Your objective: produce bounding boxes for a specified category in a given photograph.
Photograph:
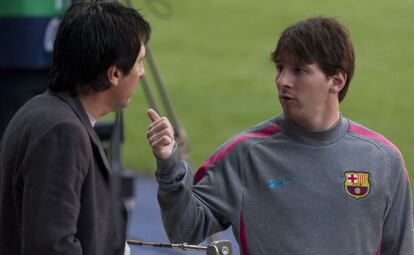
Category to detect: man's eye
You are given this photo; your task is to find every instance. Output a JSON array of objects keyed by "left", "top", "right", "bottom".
[
  {"left": 276, "top": 64, "right": 284, "bottom": 72},
  {"left": 294, "top": 67, "right": 305, "bottom": 74}
]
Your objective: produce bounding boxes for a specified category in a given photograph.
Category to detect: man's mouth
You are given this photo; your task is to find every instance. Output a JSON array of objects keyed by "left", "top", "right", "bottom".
[{"left": 280, "top": 94, "right": 295, "bottom": 101}]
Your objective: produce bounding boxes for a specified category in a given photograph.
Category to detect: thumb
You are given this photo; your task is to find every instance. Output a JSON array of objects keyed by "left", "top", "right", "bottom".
[{"left": 147, "top": 108, "right": 161, "bottom": 123}]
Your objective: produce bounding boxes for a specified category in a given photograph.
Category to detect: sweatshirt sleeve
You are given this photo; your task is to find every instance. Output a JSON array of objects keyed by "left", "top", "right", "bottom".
[
  {"left": 380, "top": 151, "right": 414, "bottom": 254},
  {"left": 156, "top": 142, "right": 245, "bottom": 244}
]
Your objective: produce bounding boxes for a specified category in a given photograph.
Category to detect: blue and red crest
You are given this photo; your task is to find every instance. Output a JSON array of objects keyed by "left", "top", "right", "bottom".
[{"left": 344, "top": 172, "right": 370, "bottom": 199}]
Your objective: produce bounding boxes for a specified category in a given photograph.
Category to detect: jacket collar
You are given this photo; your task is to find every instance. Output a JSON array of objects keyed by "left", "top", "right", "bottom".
[{"left": 50, "top": 90, "right": 112, "bottom": 178}]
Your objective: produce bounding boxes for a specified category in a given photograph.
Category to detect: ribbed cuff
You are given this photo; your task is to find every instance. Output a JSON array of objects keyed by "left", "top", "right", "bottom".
[{"left": 155, "top": 143, "right": 181, "bottom": 179}]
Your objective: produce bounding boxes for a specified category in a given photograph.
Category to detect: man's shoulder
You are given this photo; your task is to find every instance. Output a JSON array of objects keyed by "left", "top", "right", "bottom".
[
  {"left": 346, "top": 119, "right": 409, "bottom": 180},
  {"left": 245, "top": 117, "right": 281, "bottom": 138},
  {"left": 216, "top": 117, "right": 281, "bottom": 155},
  {"left": 26, "top": 91, "right": 70, "bottom": 111},
  {"left": 346, "top": 119, "right": 402, "bottom": 157},
  {"left": 5, "top": 92, "right": 85, "bottom": 139},
  {"left": 0, "top": 92, "right": 91, "bottom": 158},
  {"left": 19, "top": 92, "right": 79, "bottom": 122}
]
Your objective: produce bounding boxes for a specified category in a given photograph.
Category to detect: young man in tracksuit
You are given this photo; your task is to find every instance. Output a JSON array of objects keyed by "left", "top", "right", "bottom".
[{"left": 146, "top": 17, "right": 414, "bottom": 254}]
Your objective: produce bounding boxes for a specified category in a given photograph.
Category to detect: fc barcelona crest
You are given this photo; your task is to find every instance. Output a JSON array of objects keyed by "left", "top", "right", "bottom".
[{"left": 344, "top": 172, "right": 370, "bottom": 199}]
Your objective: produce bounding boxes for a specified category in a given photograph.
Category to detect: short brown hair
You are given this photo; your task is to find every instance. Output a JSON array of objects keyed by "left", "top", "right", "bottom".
[{"left": 271, "top": 17, "right": 355, "bottom": 102}]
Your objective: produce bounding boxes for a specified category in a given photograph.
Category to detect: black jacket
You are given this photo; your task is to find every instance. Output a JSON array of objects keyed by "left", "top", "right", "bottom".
[{"left": 0, "top": 91, "right": 126, "bottom": 255}]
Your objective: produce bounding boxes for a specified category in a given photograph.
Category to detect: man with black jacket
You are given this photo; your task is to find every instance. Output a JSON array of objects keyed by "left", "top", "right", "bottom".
[{"left": 0, "top": 2, "right": 150, "bottom": 254}]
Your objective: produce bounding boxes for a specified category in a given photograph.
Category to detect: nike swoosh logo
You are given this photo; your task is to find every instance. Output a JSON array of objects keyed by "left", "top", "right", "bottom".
[{"left": 268, "top": 180, "right": 290, "bottom": 189}]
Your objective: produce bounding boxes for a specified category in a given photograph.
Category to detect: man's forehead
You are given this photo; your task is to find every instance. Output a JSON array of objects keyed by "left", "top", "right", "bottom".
[{"left": 276, "top": 49, "right": 317, "bottom": 65}]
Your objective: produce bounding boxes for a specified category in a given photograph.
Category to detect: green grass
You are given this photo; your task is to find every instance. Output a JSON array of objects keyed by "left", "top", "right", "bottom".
[{"left": 122, "top": 0, "right": 414, "bottom": 194}]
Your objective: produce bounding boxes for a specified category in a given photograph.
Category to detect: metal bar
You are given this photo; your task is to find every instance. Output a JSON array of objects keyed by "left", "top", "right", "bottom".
[
  {"left": 127, "top": 239, "right": 208, "bottom": 252},
  {"left": 143, "top": 47, "right": 191, "bottom": 161},
  {"left": 145, "top": 47, "right": 180, "bottom": 130}
]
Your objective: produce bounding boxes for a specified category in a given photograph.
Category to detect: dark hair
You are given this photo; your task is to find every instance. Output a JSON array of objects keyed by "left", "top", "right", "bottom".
[
  {"left": 271, "top": 17, "right": 355, "bottom": 102},
  {"left": 48, "top": 1, "right": 151, "bottom": 95}
]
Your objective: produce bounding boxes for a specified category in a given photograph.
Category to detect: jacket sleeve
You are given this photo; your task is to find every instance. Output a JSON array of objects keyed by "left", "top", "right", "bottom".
[
  {"left": 156, "top": 143, "right": 245, "bottom": 244},
  {"left": 380, "top": 151, "right": 414, "bottom": 254},
  {"left": 20, "top": 121, "right": 89, "bottom": 255}
]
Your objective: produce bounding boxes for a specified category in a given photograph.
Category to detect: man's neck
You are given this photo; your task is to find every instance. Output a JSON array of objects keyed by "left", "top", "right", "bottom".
[
  {"left": 290, "top": 112, "right": 340, "bottom": 132},
  {"left": 79, "top": 93, "right": 111, "bottom": 119},
  {"left": 286, "top": 96, "right": 342, "bottom": 131}
]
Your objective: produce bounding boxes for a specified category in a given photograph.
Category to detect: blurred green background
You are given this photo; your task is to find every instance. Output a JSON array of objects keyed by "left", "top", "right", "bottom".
[{"left": 123, "top": 0, "right": 414, "bottom": 190}]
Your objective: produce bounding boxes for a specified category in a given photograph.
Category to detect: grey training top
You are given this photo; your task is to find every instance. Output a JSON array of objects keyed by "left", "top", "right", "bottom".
[{"left": 156, "top": 115, "right": 414, "bottom": 255}]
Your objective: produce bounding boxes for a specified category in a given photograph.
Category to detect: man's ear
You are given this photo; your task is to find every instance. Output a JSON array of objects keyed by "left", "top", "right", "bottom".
[
  {"left": 329, "top": 72, "right": 347, "bottom": 94},
  {"left": 106, "top": 65, "right": 121, "bottom": 87}
]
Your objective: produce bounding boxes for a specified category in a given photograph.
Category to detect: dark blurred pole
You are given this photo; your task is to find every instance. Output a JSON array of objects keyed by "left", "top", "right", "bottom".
[
  {"left": 0, "top": 0, "right": 71, "bottom": 138},
  {"left": 142, "top": 47, "right": 191, "bottom": 161},
  {"left": 123, "top": 1, "right": 191, "bottom": 160}
]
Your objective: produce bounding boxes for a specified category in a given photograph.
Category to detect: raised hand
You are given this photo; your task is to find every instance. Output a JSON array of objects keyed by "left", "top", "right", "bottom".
[{"left": 146, "top": 108, "right": 175, "bottom": 160}]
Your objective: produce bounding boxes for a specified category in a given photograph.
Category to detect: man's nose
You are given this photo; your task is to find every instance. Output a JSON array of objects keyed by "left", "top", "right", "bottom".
[
  {"left": 139, "top": 66, "right": 145, "bottom": 78},
  {"left": 276, "top": 69, "right": 293, "bottom": 87}
]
